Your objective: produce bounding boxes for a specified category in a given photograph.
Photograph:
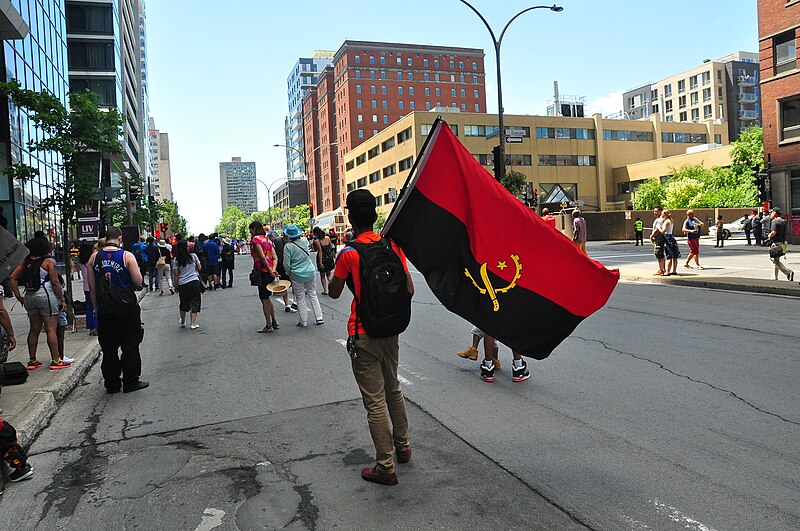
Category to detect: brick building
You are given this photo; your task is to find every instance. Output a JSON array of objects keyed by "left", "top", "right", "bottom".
[
  {"left": 758, "top": 0, "right": 800, "bottom": 242},
  {"left": 303, "top": 40, "right": 487, "bottom": 216}
]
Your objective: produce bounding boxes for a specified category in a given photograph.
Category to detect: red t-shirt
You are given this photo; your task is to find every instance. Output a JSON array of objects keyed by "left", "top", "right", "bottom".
[
  {"left": 250, "top": 235, "right": 274, "bottom": 272},
  {"left": 543, "top": 214, "right": 556, "bottom": 229},
  {"left": 333, "top": 231, "right": 409, "bottom": 336}
]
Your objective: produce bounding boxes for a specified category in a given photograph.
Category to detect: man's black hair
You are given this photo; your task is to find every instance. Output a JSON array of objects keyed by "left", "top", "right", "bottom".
[
  {"left": 348, "top": 207, "right": 377, "bottom": 229},
  {"left": 26, "top": 236, "right": 51, "bottom": 257}
]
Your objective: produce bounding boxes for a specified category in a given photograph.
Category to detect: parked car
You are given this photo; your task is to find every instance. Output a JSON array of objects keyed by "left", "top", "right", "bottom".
[{"left": 708, "top": 215, "right": 749, "bottom": 240}]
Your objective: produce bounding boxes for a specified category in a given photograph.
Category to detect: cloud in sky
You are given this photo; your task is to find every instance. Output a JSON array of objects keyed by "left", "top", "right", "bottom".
[{"left": 586, "top": 91, "right": 624, "bottom": 117}]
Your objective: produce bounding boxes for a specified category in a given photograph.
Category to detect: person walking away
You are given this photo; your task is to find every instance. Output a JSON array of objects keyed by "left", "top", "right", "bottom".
[
  {"left": 571, "top": 209, "right": 587, "bottom": 254},
  {"left": 751, "top": 210, "right": 763, "bottom": 246},
  {"left": 312, "top": 227, "right": 335, "bottom": 295},
  {"left": 9, "top": 237, "right": 71, "bottom": 370},
  {"left": 766, "top": 208, "right": 794, "bottom": 282},
  {"left": 249, "top": 221, "right": 280, "bottom": 333},
  {"left": 329, "top": 189, "right": 414, "bottom": 486},
  {"left": 682, "top": 210, "right": 704, "bottom": 269},
  {"left": 541, "top": 208, "right": 557, "bottom": 230},
  {"left": 268, "top": 231, "right": 296, "bottom": 312},
  {"left": 634, "top": 217, "right": 644, "bottom": 246},
  {"left": 78, "top": 241, "right": 98, "bottom": 335},
  {"left": 743, "top": 213, "right": 753, "bottom": 246},
  {"left": 661, "top": 209, "right": 680, "bottom": 275},
  {"left": 87, "top": 227, "right": 148, "bottom": 394},
  {"left": 282, "top": 224, "right": 324, "bottom": 327},
  {"left": 145, "top": 237, "right": 160, "bottom": 292},
  {"left": 202, "top": 236, "right": 222, "bottom": 290},
  {"left": 68, "top": 241, "right": 80, "bottom": 280},
  {"left": 0, "top": 417, "right": 33, "bottom": 482},
  {"left": 714, "top": 215, "right": 725, "bottom": 247},
  {"left": 651, "top": 206, "right": 666, "bottom": 275},
  {"left": 172, "top": 240, "right": 202, "bottom": 330},
  {"left": 220, "top": 238, "right": 235, "bottom": 288},
  {"left": 157, "top": 240, "right": 174, "bottom": 296}
]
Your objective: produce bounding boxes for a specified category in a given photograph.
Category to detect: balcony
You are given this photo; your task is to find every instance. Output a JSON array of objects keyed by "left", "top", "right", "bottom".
[
  {"left": 739, "top": 109, "right": 759, "bottom": 120},
  {"left": 738, "top": 92, "right": 758, "bottom": 103},
  {"left": 737, "top": 75, "right": 756, "bottom": 87}
]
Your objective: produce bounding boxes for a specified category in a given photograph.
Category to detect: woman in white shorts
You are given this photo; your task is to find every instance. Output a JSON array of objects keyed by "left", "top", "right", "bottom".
[{"left": 10, "top": 237, "right": 71, "bottom": 370}]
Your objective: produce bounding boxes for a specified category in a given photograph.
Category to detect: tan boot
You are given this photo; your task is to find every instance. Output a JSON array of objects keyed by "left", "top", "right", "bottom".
[{"left": 457, "top": 346, "right": 479, "bottom": 361}]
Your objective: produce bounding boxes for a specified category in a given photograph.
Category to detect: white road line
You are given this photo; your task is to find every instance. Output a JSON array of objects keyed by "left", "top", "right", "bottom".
[
  {"left": 650, "top": 499, "right": 717, "bottom": 531},
  {"left": 194, "top": 508, "right": 225, "bottom": 531},
  {"left": 336, "top": 338, "right": 347, "bottom": 347},
  {"left": 397, "top": 374, "right": 413, "bottom": 386}
]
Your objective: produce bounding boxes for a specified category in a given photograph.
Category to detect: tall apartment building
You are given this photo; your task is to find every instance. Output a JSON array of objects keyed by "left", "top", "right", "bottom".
[
  {"left": 219, "top": 157, "right": 257, "bottom": 215},
  {"left": 138, "top": 1, "right": 151, "bottom": 196},
  {"left": 284, "top": 51, "right": 335, "bottom": 181},
  {"left": 303, "top": 66, "right": 339, "bottom": 215},
  {"left": 148, "top": 118, "right": 172, "bottom": 201},
  {"left": 622, "top": 52, "right": 761, "bottom": 141},
  {"left": 304, "top": 40, "right": 487, "bottom": 215},
  {"left": 66, "top": 0, "right": 147, "bottom": 181},
  {"left": 0, "top": 1, "right": 70, "bottom": 241},
  {"left": 758, "top": 0, "right": 800, "bottom": 243}
]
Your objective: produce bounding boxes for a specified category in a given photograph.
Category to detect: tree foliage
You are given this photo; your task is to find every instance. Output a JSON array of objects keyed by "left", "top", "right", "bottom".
[
  {"left": 215, "top": 205, "right": 246, "bottom": 236},
  {"left": 374, "top": 209, "right": 388, "bottom": 232},
  {"left": 633, "top": 178, "right": 667, "bottom": 210},
  {"left": 160, "top": 199, "right": 188, "bottom": 236},
  {"left": 633, "top": 128, "right": 762, "bottom": 210},
  {"left": 501, "top": 170, "right": 526, "bottom": 196},
  {"left": 0, "top": 80, "right": 123, "bottom": 225}
]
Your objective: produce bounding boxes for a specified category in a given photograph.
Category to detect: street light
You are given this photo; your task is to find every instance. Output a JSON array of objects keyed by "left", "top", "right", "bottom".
[{"left": 459, "top": 1, "right": 563, "bottom": 182}]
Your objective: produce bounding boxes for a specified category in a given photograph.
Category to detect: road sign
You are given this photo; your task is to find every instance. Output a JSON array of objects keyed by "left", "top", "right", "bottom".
[
  {"left": 505, "top": 128, "right": 526, "bottom": 136},
  {"left": 506, "top": 136, "right": 523, "bottom": 144}
]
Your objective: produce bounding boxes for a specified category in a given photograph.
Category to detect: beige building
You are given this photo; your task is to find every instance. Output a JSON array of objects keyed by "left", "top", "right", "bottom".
[
  {"left": 148, "top": 118, "right": 173, "bottom": 202},
  {"left": 342, "top": 110, "right": 729, "bottom": 214}
]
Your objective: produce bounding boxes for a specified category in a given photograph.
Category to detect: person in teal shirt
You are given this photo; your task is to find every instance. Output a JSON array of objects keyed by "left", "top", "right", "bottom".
[{"left": 282, "top": 224, "right": 324, "bottom": 327}]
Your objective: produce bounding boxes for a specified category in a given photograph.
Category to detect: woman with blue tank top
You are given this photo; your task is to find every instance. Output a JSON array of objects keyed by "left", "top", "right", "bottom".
[{"left": 9, "top": 237, "right": 72, "bottom": 370}]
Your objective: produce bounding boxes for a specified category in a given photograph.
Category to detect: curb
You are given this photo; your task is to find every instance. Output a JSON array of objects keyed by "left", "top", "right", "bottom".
[
  {"left": 620, "top": 274, "right": 800, "bottom": 298},
  {"left": 15, "top": 289, "right": 149, "bottom": 449}
]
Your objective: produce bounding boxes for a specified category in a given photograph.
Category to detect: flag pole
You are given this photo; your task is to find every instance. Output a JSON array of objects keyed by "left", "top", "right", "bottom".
[{"left": 382, "top": 116, "right": 445, "bottom": 235}]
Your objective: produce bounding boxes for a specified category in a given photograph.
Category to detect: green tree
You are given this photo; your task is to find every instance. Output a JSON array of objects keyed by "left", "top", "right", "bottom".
[
  {"left": 501, "top": 170, "right": 526, "bottom": 196},
  {"left": 215, "top": 205, "right": 246, "bottom": 235},
  {"left": 374, "top": 209, "right": 388, "bottom": 232},
  {"left": 284, "top": 204, "right": 311, "bottom": 232},
  {"left": 0, "top": 80, "right": 123, "bottom": 301},
  {"left": 665, "top": 176, "right": 706, "bottom": 209},
  {"left": 160, "top": 199, "right": 188, "bottom": 236},
  {"left": 730, "top": 125, "right": 763, "bottom": 172},
  {"left": 633, "top": 178, "right": 666, "bottom": 210}
]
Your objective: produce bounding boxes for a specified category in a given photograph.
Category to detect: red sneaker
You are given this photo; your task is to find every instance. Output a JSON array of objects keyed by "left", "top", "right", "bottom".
[
  {"left": 396, "top": 446, "right": 412, "bottom": 464},
  {"left": 27, "top": 359, "right": 43, "bottom": 370},
  {"left": 361, "top": 466, "right": 398, "bottom": 486}
]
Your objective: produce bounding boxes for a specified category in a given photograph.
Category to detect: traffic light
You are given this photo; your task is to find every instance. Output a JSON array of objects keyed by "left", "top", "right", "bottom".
[
  {"left": 752, "top": 166, "right": 769, "bottom": 203},
  {"left": 492, "top": 145, "right": 502, "bottom": 181},
  {"left": 129, "top": 184, "right": 141, "bottom": 201},
  {"left": 531, "top": 188, "right": 538, "bottom": 208},
  {"left": 309, "top": 204, "right": 314, "bottom": 218},
  {"left": 160, "top": 222, "right": 168, "bottom": 234}
]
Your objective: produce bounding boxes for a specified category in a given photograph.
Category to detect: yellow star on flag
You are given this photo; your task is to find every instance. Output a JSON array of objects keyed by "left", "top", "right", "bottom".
[{"left": 497, "top": 261, "right": 508, "bottom": 271}]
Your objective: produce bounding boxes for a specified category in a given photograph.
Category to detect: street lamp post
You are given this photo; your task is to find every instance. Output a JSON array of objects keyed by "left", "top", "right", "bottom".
[{"left": 459, "top": 1, "right": 563, "bottom": 182}]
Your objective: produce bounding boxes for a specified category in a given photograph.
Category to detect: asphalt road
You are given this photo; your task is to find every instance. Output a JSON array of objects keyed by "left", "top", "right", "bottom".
[{"left": 1, "top": 254, "right": 798, "bottom": 530}]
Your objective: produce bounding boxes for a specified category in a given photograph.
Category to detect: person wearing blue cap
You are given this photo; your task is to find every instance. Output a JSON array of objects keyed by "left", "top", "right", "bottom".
[{"left": 282, "top": 224, "right": 324, "bottom": 327}]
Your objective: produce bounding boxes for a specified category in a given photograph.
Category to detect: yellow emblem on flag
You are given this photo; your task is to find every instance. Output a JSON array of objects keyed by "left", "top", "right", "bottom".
[{"left": 465, "top": 254, "right": 522, "bottom": 312}]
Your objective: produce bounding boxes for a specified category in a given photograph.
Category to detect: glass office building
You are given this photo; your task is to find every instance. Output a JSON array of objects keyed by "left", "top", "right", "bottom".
[{"left": 0, "top": 0, "right": 70, "bottom": 242}]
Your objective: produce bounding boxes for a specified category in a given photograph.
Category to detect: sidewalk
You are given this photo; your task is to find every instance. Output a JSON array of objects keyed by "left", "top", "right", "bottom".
[
  {"left": 0, "top": 276, "right": 147, "bottom": 447},
  {"left": 590, "top": 238, "right": 800, "bottom": 297}
]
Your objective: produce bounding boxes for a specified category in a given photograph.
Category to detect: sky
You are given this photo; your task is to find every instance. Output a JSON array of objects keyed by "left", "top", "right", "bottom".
[{"left": 146, "top": 0, "right": 759, "bottom": 234}]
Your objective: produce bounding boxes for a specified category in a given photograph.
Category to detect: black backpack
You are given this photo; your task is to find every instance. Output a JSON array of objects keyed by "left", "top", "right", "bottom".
[
  {"left": 23, "top": 256, "right": 46, "bottom": 290},
  {"left": 94, "top": 253, "right": 138, "bottom": 315},
  {"left": 349, "top": 238, "right": 411, "bottom": 338}
]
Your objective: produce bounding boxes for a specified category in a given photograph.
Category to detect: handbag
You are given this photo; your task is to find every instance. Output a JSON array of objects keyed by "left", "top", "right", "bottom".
[
  {"left": 155, "top": 255, "right": 166, "bottom": 269},
  {"left": 769, "top": 243, "right": 786, "bottom": 259},
  {"left": 249, "top": 268, "right": 260, "bottom": 286}
]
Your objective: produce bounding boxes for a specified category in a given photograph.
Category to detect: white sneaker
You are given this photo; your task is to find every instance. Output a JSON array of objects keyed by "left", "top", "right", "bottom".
[
  {"left": 62, "top": 355, "right": 75, "bottom": 364},
  {"left": 179, "top": 321, "right": 185, "bottom": 328},
  {"left": 190, "top": 324, "right": 200, "bottom": 330}
]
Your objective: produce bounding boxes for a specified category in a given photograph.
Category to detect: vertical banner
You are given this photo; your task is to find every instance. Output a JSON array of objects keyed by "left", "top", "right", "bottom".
[{"left": 77, "top": 201, "right": 101, "bottom": 240}]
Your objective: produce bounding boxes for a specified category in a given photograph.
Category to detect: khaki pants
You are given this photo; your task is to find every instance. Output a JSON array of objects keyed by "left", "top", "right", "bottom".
[{"left": 350, "top": 335, "right": 409, "bottom": 473}]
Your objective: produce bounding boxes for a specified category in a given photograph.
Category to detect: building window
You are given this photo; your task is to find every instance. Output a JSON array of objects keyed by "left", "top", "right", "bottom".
[
  {"left": 396, "top": 57, "right": 401, "bottom": 66},
  {"left": 474, "top": 104, "right": 480, "bottom": 112},
  {"left": 678, "top": 79, "right": 685, "bottom": 93},
  {"left": 358, "top": 129, "right": 364, "bottom": 138},
  {"left": 689, "top": 75, "right": 698, "bottom": 89},
  {"left": 408, "top": 58, "right": 413, "bottom": 66},
  {"left": 357, "top": 114, "right": 363, "bottom": 123},
  {"left": 780, "top": 96, "right": 800, "bottom": 141},
  {"left": 704, "top": 105, "right": 713, "bottom": 119},
  {"left": 409, "top": 87, "right": 415, "bottom": 95},
  {"left": 665, "top": 83, "right": 672, "bottom": 97},
  {"left": 397, "top": 127, "right": 412, "bottom": 143},
  {"left": 382, "top": 86, "right": 387, "bottom": 94},
  {"left": 472, "top": 62, "right": 477, "bottom": 70},
  {"left": 357, "top": 177, "right": 367, "bottom": 187},
  {"left": 399, "top": 101, "right": 404, "bottom": 110},
  {"left": 354, "top": 56, "right": 360, "bottom": 64},
  {"left": 383, "top": 114, "right": 389, "bottom": 124},
  {"left": 381, "top": 137, "right": 395, "bottom": 151},
  {"left": 691, "top": 108, "right": 699, "bottom": 121},
  {"left": 372, "top": 100, "right": 377, "bottom": 108},
  {"left": 380, "top": 56, "right": 386, "bottom": 65},
  {"left": 371, "top": 85, "right": 376, "bottom": 94},
  {"left": 424, "top": 73, "right": 430, "bottom": 81},
  {"left": 703, "top": 88, "right": 711, "bottom": 101},
  {"left": 382, "top": 100, "right": 388, "bottom": 109},
  {"left": 678, "top": 95, "right": 686, "bottom": 108},
  {"left": 398, "top": 86, "right": 403, "bottom": 95},
  {"left": 679, "top": 111, "right": 687, "bottom": 121},
  {"left": 775, "top": 31, "right": 797, "bottom": 75},
  {"left": 434, "top": 59, "right": 439, "bottom": 67},
  {"left": 383, "top": 164, "right": 397, "bottom": 177},
  {"left": 370, "top": 71, "right": 376, "bottom": 79},
  {"left": 425, "top": 102, "right": 431, "bottom": 110},
  {"left": 369, "top": 56, "right": 375, "bottom": 64},
  {"left": 473, "top": 75, "right": 478, "bottom": 83},
  {"left": 372, "top": 114, "right": 378, "bottom": 123},
  {"left": 409, "top": 101, "right": 415, "bottom": 110},
  {"left": 399, "top": 156, "right": 414, "bottom": 171},
  {"left": 459, "top": 61, "right": 464, "bottom": 69},
  {"left": 425, "top": 87, "right": 430, "bottom": 96},
  {"left": 690, "top": 92, "right": 698, "bottom": 106},
  {"left": 369, "top": 170, "right": 381, "bottom": 183},
  {"left": 435, "top": 88, "right": 441, "bottom": 96},
  {"left": 423, "top": 58, "right": 429, "bottom": 67},
  {"left": 368, "top": 146, "right": 380, "bottom": 159},
  {"left": 408, "top": 73, "right": 413, "bottom": 80},
  {"left": 355, "top": 71, "right": 361, "bottom": 79},
  {"left": 357, "top": 99, "right": 362, "bottom": 108},
  {"left": 356, "top": 84, "right": 362, "bottom": 94}
]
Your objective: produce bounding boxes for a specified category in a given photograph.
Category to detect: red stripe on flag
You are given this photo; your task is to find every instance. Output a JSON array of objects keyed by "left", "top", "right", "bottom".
[{"left": 412, "top": 121, "right": 618, "bottom": 318}]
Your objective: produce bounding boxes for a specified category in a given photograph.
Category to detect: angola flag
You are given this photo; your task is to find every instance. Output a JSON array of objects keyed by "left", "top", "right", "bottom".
[{"left": 384, "top": 118, "right": 619, "bottom": 360}]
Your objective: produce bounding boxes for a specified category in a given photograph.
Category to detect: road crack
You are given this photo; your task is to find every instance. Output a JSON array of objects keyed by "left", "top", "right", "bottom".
[{"left": 573, "top": 336, "right": 799, "bottom": 426}]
